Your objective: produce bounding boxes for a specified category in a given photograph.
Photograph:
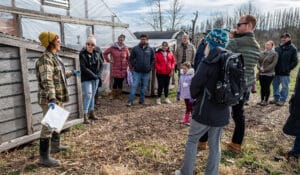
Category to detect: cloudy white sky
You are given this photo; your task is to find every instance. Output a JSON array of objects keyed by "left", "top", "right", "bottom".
[{"left": 104, "top": 0, "right": 300, "bottom": 32}]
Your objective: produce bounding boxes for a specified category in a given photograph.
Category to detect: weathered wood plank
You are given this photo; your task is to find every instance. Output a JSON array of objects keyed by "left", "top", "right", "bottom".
[
  {"left": 0, "top": 46, "right": 19, "bottom": 59},
  {"left": 0, "top": 71, "right": 22, "bottom": 85},
  {"left": 0, "top": 118, "right": 83, "bottom": 152},
  {"left": 0, "top": 117, "right": 26, "bottom": 135},
  {"left": 0, "top": 107, "right": 25, "bottom": 123},
  {"left": 29, "top": 81, "right": 77, "bottom": 94},
  {"left": 0, "top": 59, "right": 20, "bottom": 72},
  {"left": 0, "top": 95, "right": 24, "bottom": 110},
  {"left": 20, "top": 47, "right": 33, "bottom": 135},
  {"left": 1, "top": 129, "right": 27, "bottom": 143},
  {"left": 26, "top": 56, "right": 75, "bottom": 70},
  {"left": 74, "top": 54, "right": 83, "bottom": 119},
  {"left": 0, "top": 83, "right": 23, "bottom": 98}
]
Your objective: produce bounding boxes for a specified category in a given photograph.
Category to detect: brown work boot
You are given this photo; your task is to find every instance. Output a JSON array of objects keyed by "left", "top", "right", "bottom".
[
  {"left": 198, "top": 141, "right": 207, "bottom": 151},
  {"left": 89, "top": 111, "right": 99, "bottom": 120},
  {"left": 83, "top": 114, "right": 90, "bottom": 124},
  {"left": 227, "top": 142, "right": 241, "bottom": 153}
]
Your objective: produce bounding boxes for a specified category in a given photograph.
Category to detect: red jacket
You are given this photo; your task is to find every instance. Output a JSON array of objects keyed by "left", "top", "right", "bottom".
[
  {"left": 103, "top": 43, "right": 130, "bottom": 78},
  {"left": 155, "top": 50, "right": 176, "bottom": 75}
]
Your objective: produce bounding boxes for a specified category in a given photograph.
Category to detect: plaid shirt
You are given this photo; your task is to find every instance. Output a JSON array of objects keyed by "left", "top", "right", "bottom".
[{"left": 35, "top": 51, "right": 72, "bottom": 105}]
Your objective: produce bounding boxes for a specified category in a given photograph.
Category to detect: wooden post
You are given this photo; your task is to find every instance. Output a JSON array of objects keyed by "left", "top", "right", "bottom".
[
  {"left": 74, "top": 55, "right": 83, "bottom": 118},
  {"left": 60, "top": 21, "right": 65, "bottom": 44},
  {"left": 19, "top": 47, "right": 33, "bottom": 135}
]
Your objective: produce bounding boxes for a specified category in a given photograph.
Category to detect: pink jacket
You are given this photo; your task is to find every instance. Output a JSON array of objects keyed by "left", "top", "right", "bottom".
[{"left": 104, "top": 43, "right": 130, "bottom": 78}]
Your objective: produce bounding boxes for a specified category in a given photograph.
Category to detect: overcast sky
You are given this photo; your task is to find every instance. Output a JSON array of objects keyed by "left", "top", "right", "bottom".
[{"left": 104, "top": 0, "right": 300, "bottom": 32}]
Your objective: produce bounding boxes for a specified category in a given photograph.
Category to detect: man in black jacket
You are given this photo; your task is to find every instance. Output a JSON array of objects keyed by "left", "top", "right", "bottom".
[
  {"left": 127, "top": 34, "right": 155, "bottom": 106},
  {"left": 271, "top": 33, "right": 298, "bottom": 106}
]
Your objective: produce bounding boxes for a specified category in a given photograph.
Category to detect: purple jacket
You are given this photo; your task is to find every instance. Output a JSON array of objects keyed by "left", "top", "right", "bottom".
[{"left": 178, "top": 68, "right": 195, "bottom": 99}]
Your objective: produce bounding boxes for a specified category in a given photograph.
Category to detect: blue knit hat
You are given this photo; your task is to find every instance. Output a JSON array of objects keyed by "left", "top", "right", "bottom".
[{"left": 205, "top": 29, "right": 229, "bottom": 50}]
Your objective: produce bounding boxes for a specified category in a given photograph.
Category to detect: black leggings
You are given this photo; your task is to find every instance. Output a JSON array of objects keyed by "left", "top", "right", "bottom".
[
  {"left": 113, "top": 78, "right": 124, "bottom": 89},
  {"left": 259, "top": 75, "right": 274, "bottom": 102},
  {"left": 156, "top": 74, "right": 171, "bottom": 98}
]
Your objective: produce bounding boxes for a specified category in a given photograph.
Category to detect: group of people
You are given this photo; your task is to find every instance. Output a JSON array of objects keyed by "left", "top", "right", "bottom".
[{"left": 34, "top": 14, "right": 299, "bottom": 175}]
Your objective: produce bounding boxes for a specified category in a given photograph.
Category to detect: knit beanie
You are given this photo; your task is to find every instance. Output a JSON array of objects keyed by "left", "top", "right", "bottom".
[
  {"left": 205, "top": 29, "right": 229, "bottom": 50},
  {"left": 38, "top": 31, "right": 58, "bottom": 48},
  {"left": 86, "top": 35, "right": 97, "bottom": 45}
]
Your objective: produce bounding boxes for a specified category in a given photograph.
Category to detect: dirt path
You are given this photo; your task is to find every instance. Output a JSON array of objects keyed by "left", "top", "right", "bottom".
[{"left": 0, "top": 94, "right": 299, "bottom": 175}]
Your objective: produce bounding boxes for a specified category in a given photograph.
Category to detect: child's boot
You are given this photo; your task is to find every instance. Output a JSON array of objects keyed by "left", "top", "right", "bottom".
[{"left": 180, "top": 114, "right": 190, "bottom": 124}]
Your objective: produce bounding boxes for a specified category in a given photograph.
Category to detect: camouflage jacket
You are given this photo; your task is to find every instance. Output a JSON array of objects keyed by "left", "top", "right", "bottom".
[{"left": 35, "top": 51, "right": 72, "bottom": 105}]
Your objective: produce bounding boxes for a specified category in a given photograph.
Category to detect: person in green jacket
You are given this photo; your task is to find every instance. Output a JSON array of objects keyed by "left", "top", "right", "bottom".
[{"left": 225, "top": 14, "right": 260, "bottom": 152}]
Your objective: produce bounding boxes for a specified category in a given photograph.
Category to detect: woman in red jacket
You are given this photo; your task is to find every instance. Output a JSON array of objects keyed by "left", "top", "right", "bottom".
[
  {"left": 155, "top": 41, "right": 176, "bottom": 104},
  {"left": 104, "top": 34, "right": 130, "bottom": 99}
]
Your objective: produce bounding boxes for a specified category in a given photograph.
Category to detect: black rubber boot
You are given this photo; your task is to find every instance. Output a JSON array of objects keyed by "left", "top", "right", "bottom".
[
  {"left": 39, "top": 138, "right": 60, "bottom": 167},
  {"left": 51, "top": 132, "right": 70, "bottom": 153}
]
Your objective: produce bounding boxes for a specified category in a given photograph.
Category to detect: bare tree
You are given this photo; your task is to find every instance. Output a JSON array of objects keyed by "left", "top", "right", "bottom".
[
  {"left": 144, "top": 0, "right": 164, "bottom": 31},
  {"left": 191, "top": 11, "right": 198, "bottom": 43},
  {"left": 167, "top": 0, "right": 184, "bottom": 31}
]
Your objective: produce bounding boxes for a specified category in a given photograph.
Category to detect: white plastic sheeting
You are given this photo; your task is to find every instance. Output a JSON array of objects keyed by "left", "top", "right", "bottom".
[
  {"left": 64, "top": 23, "right": 92, "bottom": 50},
  {"left": 0, "top": 1, "right": 12, "bottom": 6},
  {"left": 69, "top": 0, "right": 86, "bottom": 18},
  {"left": 21, "top": 18, "right": 61, "bottom": 42},
  {"left": 15, "top": 0, "right": 41, "bottom": 11},
  {"left": 87, "top": 0, "right": 113, "bottom": 22},
  {"left": 43, "top": 5, "right": 67, "bottom": 16},
  {"left": 94, "top": 25, "right": 113, "bottom": 48}
]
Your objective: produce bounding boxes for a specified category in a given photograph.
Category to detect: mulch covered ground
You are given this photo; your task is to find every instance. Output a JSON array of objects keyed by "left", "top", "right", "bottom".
[{"left": 0, "top": 93, "right": 299, "bottom": 175}]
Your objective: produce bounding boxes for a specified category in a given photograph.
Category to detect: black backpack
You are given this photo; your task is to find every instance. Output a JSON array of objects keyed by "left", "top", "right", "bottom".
[{"left": 214, "top": 51, "right": 246, "bottom": 106}]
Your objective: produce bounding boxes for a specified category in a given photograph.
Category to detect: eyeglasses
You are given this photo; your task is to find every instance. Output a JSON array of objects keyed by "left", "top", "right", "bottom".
[
  {"left": 237, "top": 22, "right": 248, "bottom": 27},
  {"left": 86, "top": 43, "right": 95, "bottom": 47}
]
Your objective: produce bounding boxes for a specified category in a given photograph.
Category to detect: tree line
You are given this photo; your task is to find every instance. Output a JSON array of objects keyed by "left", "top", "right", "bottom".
[{"left": 143, "top": 1, "right": 300, "bottom": 49}]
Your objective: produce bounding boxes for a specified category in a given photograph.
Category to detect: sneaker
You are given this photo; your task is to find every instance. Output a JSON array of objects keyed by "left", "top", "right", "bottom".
[
  {"left": 257, "top": 101, "right": 263, "bottom": 106},
  {"left": 276, "top": 101, "right": 285, "bottom": 106},
  {"left": 139, "top": 101, "right": 146, "bottom": 105},
  {"left": 156, "top": 98, "right": 161, "bottom": 105},
  {"left": 127, "top": 101, "right": 133, "bottom": 107},
  {"left": 174, "top": 170, "right": 181, "bottom": 175},
  {"left": 164, "top": 98, "right": 172, "bottom": 104}
]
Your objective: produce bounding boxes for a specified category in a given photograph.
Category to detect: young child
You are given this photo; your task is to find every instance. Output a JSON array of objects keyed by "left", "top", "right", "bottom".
[{"left": 177, "top": 62, "right": 194, "bottom": 124}]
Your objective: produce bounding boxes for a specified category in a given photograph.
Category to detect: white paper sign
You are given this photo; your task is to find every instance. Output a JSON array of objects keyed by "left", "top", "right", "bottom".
[{"left": 41, "top": 104, "right": 70, "bottom": 133}]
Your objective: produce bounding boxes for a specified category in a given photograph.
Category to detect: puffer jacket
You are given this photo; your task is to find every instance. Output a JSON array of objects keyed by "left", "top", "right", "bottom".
[
  {"left": 154, "top": 49, "right": 176, "bottom": 75},
  {"left": 178, "top": 68, "right": 194, "bottom": 99},
  {"left": 190, "top": 47, "right": 230, "bottom": 127},
  {"left": 226, "top": 32, "right": 260, "bottom": 87},
  {"left": 103, "top": 42, "right": 130, "bottom": 78}
]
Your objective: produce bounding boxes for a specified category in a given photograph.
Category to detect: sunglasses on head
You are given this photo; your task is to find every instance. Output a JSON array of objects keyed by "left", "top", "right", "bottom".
[
  {"left": 237, "top": 22, "right": 248, "bottom": 27},
  {"left": 86, "top": 43, "right": 95, "bottom": 47}
]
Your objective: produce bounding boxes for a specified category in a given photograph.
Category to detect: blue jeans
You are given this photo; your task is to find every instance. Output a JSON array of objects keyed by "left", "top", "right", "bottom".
[
  {"left": 180, "top": 119, "right": 223, "bottom": 175},
  {"left": 291, "top": 136, "right": 300, "bottom": 155},
  {"left": 273, "top": 75, "right": 290, "bottom": 102},
  {"left": 128, "top": 71, "right": 150, "bottom": 102},
  {"left": 82, "top": 79, "right": 99, "bottom": 114}
]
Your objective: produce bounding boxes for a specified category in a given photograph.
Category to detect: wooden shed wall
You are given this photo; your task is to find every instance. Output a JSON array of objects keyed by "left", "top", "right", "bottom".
[{"left": 0, "top": 35, "right": 83, "bottom": 152}]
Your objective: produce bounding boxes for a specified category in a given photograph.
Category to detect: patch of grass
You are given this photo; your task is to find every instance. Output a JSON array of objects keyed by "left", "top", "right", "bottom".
[
  {"left": 125, "top": 140, "right": 169, "bottom": 161},
  {"left": 72, "top": 123, "right": 86, "bottom": 130},
  {"left": 24, "top": 164, "right": 38, "bottom": 173}
]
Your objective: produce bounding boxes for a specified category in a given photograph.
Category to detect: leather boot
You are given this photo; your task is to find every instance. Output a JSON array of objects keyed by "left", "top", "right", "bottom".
[
  {"left": 227, "top": 142, "right": 241, "bottom": 153},
  {"left": 89, "top": 111, "right": 99, "bottom": 120},
  {"left": 180, "top": 114, "right": 190, "bottom": 124},
  {"left": 39, "top": 138, "right": 60, "bottom": 167},
  {"left": 83, "top": 113, "right": 90, "bottom": 124},
  {"left": 51, "top": 132, "right": 70, "bottom": 153}
]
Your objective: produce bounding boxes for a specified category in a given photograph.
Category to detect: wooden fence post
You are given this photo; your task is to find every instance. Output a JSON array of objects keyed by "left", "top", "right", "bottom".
[
  {"left": 19, "top": 47, "right": 33, "bottom": 135},
  {"left": 74, "top": 55, "right": 83, "bottom": 118}
]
